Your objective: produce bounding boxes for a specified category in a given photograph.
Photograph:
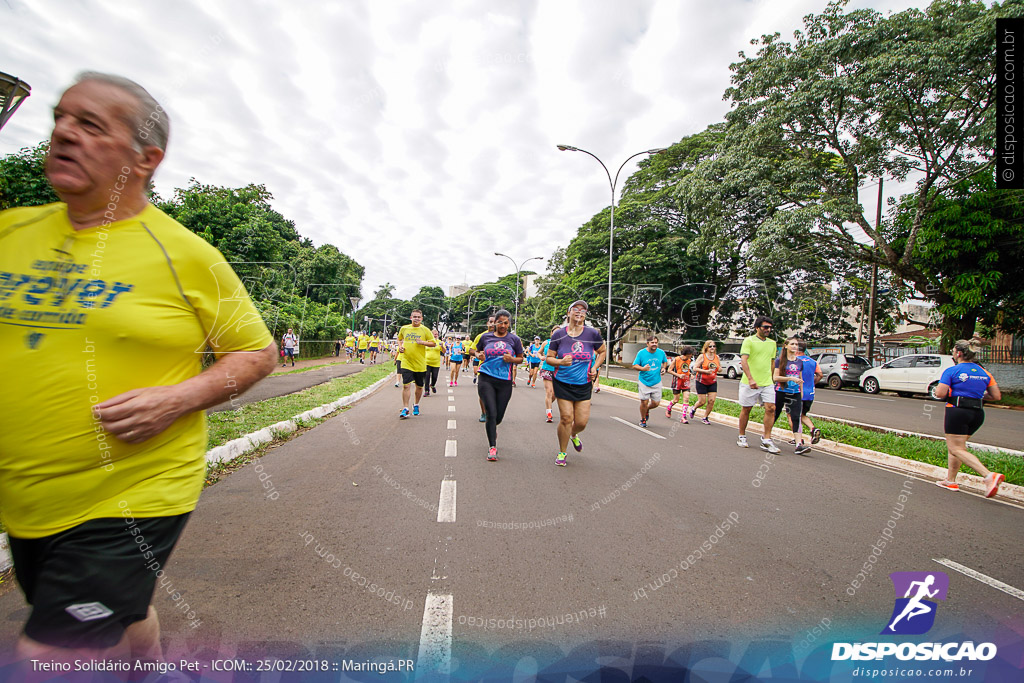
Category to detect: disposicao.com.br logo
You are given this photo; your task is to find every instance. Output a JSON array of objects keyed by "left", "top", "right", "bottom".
[{"left": 832, "top": 571, "right": 997, "bottom": 662}]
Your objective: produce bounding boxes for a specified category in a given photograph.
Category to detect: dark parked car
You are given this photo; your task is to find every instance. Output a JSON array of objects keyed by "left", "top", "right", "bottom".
[{"left": 811, "top": 353, "right": 871, "bottom": 389}]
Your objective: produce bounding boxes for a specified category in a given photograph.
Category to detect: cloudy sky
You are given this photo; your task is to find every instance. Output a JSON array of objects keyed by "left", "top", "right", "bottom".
[{"left": 1, "top": 0, "right": 929, "bottom": 301}]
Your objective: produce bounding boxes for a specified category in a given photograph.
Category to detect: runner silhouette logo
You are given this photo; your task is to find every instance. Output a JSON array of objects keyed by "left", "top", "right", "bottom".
[{"left": 881, "top": 571, "right": 949, "bottom": 635}]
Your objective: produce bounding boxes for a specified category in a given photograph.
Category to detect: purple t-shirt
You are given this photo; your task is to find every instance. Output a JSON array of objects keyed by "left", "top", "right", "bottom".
[
  {"left": 477, "top": 332, "right": 524, "bottom": 381},
  {"left": 774, "top": 357, "right": 803, "bottom": 393},
  {"left": 549, "top": 325, "right": 603, "bottom": 385}
]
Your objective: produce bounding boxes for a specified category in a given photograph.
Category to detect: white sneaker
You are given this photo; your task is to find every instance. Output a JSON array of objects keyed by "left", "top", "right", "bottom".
[
  {"left": 760, "top": 439, "right": 781, "bottom": 454},
  {"left": 737, "top": 435, "right": 749, "bottom": 448}
]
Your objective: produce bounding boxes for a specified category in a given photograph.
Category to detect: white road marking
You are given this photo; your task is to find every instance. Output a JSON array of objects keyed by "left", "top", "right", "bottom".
[
  {"left": 448, "top": 406, "right": 455, "bottom": 412},
  {"left": 437, "top": 480, "right": 456, "bottom": 523},
  {"left": 448, "top": 389, "right": 453, "bottom": 394},
  {"left": 416, "top": 592, "right": 453, "bottom": 675},
  {"left": 812, "top": 400, "right": 855, "bottom": 408},
  {"left": 447, "top": 420, "right": 456, "bottom": 429},
  {"left": 611, "top": 416, "right": 666, "bottom": 439},
  {"left": 445, "top": 440, "right": 457, "bottom": 458},
  {"left": 448, "top": 396, "right": 454, "bottom": 402},
  {"left": 933, "top": 559, "right": 1024, "bottom": 601}
]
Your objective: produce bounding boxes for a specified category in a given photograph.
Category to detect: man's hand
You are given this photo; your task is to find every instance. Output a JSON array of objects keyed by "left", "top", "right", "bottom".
[
  {"left": 95, "top": 386, "right": 187, "bottom": 444},
  {"left": 749, "top": 382, "right": 759, "bottom": 389}
]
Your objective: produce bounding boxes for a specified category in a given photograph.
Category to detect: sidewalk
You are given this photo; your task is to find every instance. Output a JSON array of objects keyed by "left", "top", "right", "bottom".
[{"left": 270, "top": 353, "right": 393, "bottom": 376}]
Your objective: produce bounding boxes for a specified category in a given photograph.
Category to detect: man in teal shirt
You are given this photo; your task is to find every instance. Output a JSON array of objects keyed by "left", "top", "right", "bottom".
[{"left": 631, "top": 335, "right": 668, "bottom": 428}]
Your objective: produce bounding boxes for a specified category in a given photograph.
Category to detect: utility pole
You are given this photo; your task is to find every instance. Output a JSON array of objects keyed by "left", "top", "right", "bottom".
[{"left": 866, "top": 179, "right": 882, "bottom": 364}]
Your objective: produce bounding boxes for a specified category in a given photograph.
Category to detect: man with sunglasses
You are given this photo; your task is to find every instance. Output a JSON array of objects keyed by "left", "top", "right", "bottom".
[{"left": 737, "top": 316, "right": 780, "bottom": 453}]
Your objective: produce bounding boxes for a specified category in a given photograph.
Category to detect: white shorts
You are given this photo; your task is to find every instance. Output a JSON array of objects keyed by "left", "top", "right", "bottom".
[
  {"left": 738, "top": 384, "right": 775, "bottom": 407},
  {"left": 638, "top": 383, "right": 662, "bottom": 402}
]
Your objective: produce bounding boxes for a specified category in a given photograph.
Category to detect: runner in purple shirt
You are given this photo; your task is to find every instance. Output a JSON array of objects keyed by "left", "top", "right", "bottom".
[{"left": 546, "top": 300, "right": 606, "bottom": 467}]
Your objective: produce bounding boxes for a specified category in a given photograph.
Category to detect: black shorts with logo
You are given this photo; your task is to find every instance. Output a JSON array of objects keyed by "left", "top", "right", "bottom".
[
  {"left": 9, "top": 513, "right": 191, "bottom": 648},
  {"left": 552, "top": 378, "right": 592, "bottom": 403}
]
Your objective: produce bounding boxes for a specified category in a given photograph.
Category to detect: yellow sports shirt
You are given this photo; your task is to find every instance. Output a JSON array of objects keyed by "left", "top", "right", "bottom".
[
  {"left": 425, "top": 341, "right": 442, "bottom": 367},
  {"left": 0, "top": 203, "right": 273, "bottom": 538},
  {"left": 397, "top": 324, "right": 434, "bottom": 372},
  {"left": 357, "top": 335, "right": 369, "bottom": 350}
]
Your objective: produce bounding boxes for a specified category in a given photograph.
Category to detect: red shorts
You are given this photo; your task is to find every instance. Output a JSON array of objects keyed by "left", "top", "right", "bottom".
[{"left": 672, "top": 376, "right": 690, "bottom": 392}]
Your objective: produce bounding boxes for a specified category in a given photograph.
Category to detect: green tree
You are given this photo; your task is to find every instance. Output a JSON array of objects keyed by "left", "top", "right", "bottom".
[{"left": 0, "top": 142, "right": 60, "bottom": 209}]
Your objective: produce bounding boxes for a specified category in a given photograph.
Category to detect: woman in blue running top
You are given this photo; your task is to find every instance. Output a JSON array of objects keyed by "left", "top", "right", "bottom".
[
  {"left": 448, "top": 337, "right": 464, "bottom": 386},
  {"left": 934, "top": 340, "right": 1004, "bottom": 498},
  {"left": 547, "top": 301, "right": 606, "bottom": 466},
  {"left": 771, "top": 337, "right": 808, "bottom": 454},
  {"left": 475, "top": 310, "right": 524, "bottom": 462}
]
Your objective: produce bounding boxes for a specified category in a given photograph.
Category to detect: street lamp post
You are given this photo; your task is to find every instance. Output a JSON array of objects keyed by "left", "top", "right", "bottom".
[
  {"left": 494, "top": 253, "right": 543, "bottom": 335},
  {"left": 557, "top": 144, "right": 665, "bottom": 376},
  {"left": 0, "top": 72, "right": 31, "bottom": 133}
]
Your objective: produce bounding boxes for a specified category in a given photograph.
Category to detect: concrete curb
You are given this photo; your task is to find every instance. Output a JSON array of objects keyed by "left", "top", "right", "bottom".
[
  {"left": 205, "top": 373, "right": 391, "bottom": 465},
  {"left": 597, "top": 383, "right": 1024, "bottom": 506}
]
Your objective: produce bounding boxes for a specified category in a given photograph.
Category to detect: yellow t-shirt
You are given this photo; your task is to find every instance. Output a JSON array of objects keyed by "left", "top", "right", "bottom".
[
  {"left": 0, "top": 203, "right": 273, "bottom": 538},
  {"left": 344, "top": 335, "right": 356, "bottom": 348},
  {"left": 357, "top": 335, "right": 369, "bottom": 350},
  {"left": 425, "top": 340, "right": 442, "bottom": 367},
  {"left": 397, "top": 324, "right": 435, "bottom": 372}
]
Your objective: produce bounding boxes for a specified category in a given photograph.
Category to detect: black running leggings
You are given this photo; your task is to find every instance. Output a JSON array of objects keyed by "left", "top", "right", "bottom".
[
  {"left": 425, "top": 365, "right": 440, "bottom": 391},
  {"left": 776, "top": 390, "right": 803, "bottom": 434},
  {"left": 477, "top": 373, "right": 513, "bottom": 447}
]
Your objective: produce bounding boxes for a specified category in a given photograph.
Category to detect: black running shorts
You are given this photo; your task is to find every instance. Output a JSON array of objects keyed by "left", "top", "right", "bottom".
[
  {"left": 944, "top": 405, "right": 985, "bottom": 436},
  {"left": 695, "top": 381, "right": 717, "bottom": 395},
  {"left": 552, "top": 378, "right": 592, "bottom": 403},
  {"left": 9, "top": 513, "right": 191, "bottom": 649},
  {"left": 401, "top": 369, "right": 426, "bottom": 387}
]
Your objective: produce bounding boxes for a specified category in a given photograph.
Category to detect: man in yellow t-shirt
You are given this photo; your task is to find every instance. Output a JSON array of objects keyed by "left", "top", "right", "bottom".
[
  {"left": 737, "top": 315, "right": 780, "bottom": 453},
  {"left": 356, "top": 331, "right": 370, "bottom": 363},
  {"left": 344, "top": 332, "right": 357, "bottom": 362},
  {"left": 396, "top": 309, "right": 436, "bottom": 418},
  {"left": 0, "top": 73, "right": 276, "bottom": 660}
]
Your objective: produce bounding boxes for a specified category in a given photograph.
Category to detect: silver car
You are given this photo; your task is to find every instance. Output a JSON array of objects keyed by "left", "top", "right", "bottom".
[
  {"left": 812, "top": 353, "right": 871, "bottom": 390},
  {"left": 717, "top": 352, "right": 743, "bottom": 379}
]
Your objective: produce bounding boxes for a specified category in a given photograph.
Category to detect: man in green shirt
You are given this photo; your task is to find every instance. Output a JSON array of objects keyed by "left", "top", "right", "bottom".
[
  {"left": 397, "top": 310, "right": 436, "bottom": 418},
  {"left": 737, "top": 316, "right": 780, "bottom": 453}
]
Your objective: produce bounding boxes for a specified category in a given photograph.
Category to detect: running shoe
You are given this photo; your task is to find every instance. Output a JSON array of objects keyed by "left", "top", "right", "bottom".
[
  {"left": 679, "top": 416, "right": 689, "bottom": 425},
  {"left": 787, "top": 439, "right": 797, "bottom": 445},
  {"left": 413, "top": 405, "right": 420, "bottom": 416},
  {"left": 737, "top": 435, "right": 748, "bottom": 448},
  {"left": 570, "top": 434, "right": 583, "bottom": 452},
  {"left": 512, "top": 381, "right": 516, "bottom": 387},
  {"left": 795, "top": 443, "right": 811, "bottom": 455},
  {"left": 479, "top": 413, "right": 486, "bottom": 423},
  {"left": 399, "top": 408, "right": 409, "bottom": 419},
  {"left": 487, "top": 447, "right": 498, "bottom": 462},
  {"left": 984, "top": 472, "right": 1005, "bottom": 498},
  {"left": 639, "top": 419, "right": 647, "bottom": 428},
  {"left": 594, "top": 387, "right": 600, "bottom": 393},
  {"left": 811, "top": 427, "right": 822, "bottom": 444},
  {"left": 666, "top": 403, "right": 674, "bottom": 418},
  {"left": 690, "top": 405, "right": 697, "bottom": 419},
  {"left": 760, "top": 439, "right": 781, "bottom": 454},
  {"left": 701, "top": 417, "right": 711, "bottom": 425},
  {"left": 448, "top": 381, "right": 452, "bottom": 387},
  {"left": 473, "top": 377, "right": 477, "bottom": 384},
  {"left": 545, "top": 410, "right": 553, "bottom": 423},
  {"left": 394, "top": 382, "right": 400, "bottom": 387},
  {"left": 555, "top": 452, "right": 567, "bottom": 467},
  {"left": 935, "top": 480, "right": 960, "bottom": 492},
  {"left": 454, "top": 381, "right": 458, "bottom": 386}
]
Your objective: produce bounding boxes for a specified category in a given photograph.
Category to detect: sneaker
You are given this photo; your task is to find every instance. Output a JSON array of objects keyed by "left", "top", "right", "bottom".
[
  {"left": 570, "top": 434, "right": 583, "bottom": 452},
  {"left": 546, "top": 410, "right": 553, "bottom": 423},
  {"left": 935, "top": 480, "right": 960, "bottom": 492},
  {"left": 594, "top": 387, "right": 600, "bottom": 393},
  {"left": 701, "top": 417, "right": 711, "bottom": 425},
  {"left": 448, "top": 381, "right": 452, "bottom": 387},
  {"left": 680, "top": 416, "right": 689, "bottom": 424},
  {"left": 787, "top": 439, "right": 797, "bottom": 445},
  {"left": 555, "top": 452, "right": 567, "bottom": 467},
  {"left": 479, "top": 413, "right": 487, "bottom": 423},
  {"left": 487, "top": 447, "right": 498, "bottom": 462},
  {"left": 473, "top": 377, "right": 477, "bottom": 384},
  {"left": 666, "top": 403, "right": 674, "bottom": 418},
  {"left": 811, "top": 428, "right": 822, "bottom": 444},
  {"left": 795, "top": 443, "right": 811, "bottom": 455},
  {"left": 984, "top": 472, "right": 1005, "bottom": 499},
  {"left": 399, "top": 408, "right": 409, "bottom": 419},
  {"left": 689, "top": 406, "right": 697, "bottom": 420},
  {"left": 737, "top": 435, "right": 749, "bottom": 448},
  {"left": 394, "top": 382, "right": 400, "bottom": 387},
  {"left": 760, "top": 439, "right": 781, "bottom": 454},
  {"left": 413, "top": 405, "right": 420, "bottom": 416},
  {"left": 454, "top": 381, "right": 458, "bottom": 386},
  {"left": 639, "top": 419, "right": 647, "bottom": 428}
]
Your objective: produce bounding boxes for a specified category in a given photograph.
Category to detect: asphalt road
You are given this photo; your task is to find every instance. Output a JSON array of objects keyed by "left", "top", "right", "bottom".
[
  {"left": 3, "top": 371, "right": 1017, "bottom": 677},
  {"left": 600, "top": 366, "right": 1023, "bottom": 451}
]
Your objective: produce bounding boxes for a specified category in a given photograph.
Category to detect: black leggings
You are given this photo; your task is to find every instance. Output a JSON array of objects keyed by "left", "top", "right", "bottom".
[
  {"left": 477, "top": 373, "right": 513, "bottom": 447},
  {"left": 425, "top": 365, "right": 440, "bottom": 390},
  {"left": 776, "top": 391, "right": 803, "bottom": 434}
]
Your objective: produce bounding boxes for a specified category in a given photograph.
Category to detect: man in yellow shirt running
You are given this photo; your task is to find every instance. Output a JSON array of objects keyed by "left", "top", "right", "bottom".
[
  {"left": 0, "top": 73, "right": 276, "bottom": 665},
  {"left": 397, "top": 310, "right": 436, "bottom": 418}
]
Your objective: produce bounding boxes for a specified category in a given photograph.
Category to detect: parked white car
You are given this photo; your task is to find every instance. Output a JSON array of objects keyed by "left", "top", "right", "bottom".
[
  {"left": 859, "top": 354, "right": 955, "bottom": 399},
  {"left": 717, "top": 352, "right": 744, "bottom": 379}
]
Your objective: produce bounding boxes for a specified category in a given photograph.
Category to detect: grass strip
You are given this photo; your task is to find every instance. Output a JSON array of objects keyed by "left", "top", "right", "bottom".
[
  {"left": 600, "top": 376, "right": 1024, "bottom": 486},
  {"left": 207, "top": 363, "right": 392, "bottom": 449}
]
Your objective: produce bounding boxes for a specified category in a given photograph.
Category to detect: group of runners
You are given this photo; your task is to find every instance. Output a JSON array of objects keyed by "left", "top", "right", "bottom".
[
  {"left": 391, "top": 301, "right": 605, "bottom": 466},
  {"left": 336, "top": 331, "right": 384, "bottom": 364}
]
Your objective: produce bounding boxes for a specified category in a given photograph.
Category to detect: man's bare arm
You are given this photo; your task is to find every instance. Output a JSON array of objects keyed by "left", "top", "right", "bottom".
[{"left": 96, "top": 342, "right": 279, "bottom": 443}]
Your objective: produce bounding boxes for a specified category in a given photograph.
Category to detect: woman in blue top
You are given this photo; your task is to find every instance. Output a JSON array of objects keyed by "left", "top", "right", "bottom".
[
  {"left": 546, "top": 301, "right": 606, "bottom": 466},
  {"left": 448, "top": 338, "right": 464, "bottom": 387},
  {"left": 934, "top": 340, "right": 1004, "bottom": 498},
  {"left": 526, "top": 337, "right": 544, "bottom": 388},
  {"left": 475, "top": 309, "right": 524, "bottom": 461},
  {"left": 771, "top": 337, "right": 808, "bottom": 455}
]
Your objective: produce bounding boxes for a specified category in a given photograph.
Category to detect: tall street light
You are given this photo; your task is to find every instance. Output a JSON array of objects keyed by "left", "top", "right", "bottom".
[
  {"left": 557, "top": 144, "right": 665, "bottom": 376},
  {"left": 494, "top": 253, "right": 543, "bottom": 335},
  {"left": 0, "top": 72, "right": 31, "bottom": 133}
]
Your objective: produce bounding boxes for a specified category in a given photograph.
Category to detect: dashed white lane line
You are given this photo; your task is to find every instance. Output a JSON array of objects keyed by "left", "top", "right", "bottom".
[
  {"left": 448, "top": 406, "right": 455, "bottom": 412},
  {"left": 933, "top": 558, "right": 1024, "bottom": 601},
  {"left": 448, "top": 396, "right": 455, "bottom": 402},
  {"left": 445, "top": 440, "right": 457, "bottom": 458},
  {"left": 447, "top": 419, "right": 456, "bottom": 429},
  {"left": 611, "top": 416, "right": 666, "bottom": 439},
  {"left": 416, "top": 592, "right": 453, "bottom": 675},
  {"left": 813, "top": 400, "right": 855, "bottom": 408},
  {"left": 437, "top": 480, "right": 456, "bottom": 523},
  {"left": 448, "top": 389, "right": 453, "bottom": 394}
]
